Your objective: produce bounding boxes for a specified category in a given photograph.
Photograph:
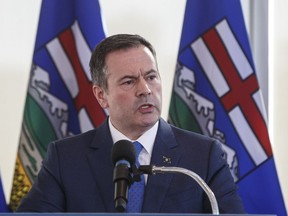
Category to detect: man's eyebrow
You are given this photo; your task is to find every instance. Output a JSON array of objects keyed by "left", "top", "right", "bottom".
[
  {"left": 144, "top": 69, "right": 158, "bottom": 75},
  {"left": 117, "top": 70, "right": 158, "bottom": 82},
  {"left": 118, "top": 74, "right": 137, "bottom": 82}
]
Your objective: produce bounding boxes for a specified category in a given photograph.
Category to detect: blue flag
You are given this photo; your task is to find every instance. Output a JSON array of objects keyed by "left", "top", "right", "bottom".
[
  {"left": 9, "top": 0, "right": 106, "bottom": 211},
  {"left": 169, "top": 0, "right": 286, "bottom": 215},
  {"left": 0, "top": 174, "right": 9, "bottom": 212}
]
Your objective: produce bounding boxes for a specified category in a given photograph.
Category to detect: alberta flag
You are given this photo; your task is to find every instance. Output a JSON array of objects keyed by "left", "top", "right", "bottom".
[
  {"left": 9, "top": 0, "right": 106, "bottom": 211},
  {"left": 169, "top": 0, "right": 286, "bottom": 215}
]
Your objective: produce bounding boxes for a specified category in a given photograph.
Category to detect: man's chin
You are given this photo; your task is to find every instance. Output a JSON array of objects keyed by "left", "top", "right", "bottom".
[{"left": 140, "top": 116, "right": 160, "bottom": 127}]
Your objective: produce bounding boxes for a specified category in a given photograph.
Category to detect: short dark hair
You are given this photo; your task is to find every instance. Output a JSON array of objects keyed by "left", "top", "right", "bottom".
[{"left": 89, "top": 34, "right": 157, "bottom": 91}]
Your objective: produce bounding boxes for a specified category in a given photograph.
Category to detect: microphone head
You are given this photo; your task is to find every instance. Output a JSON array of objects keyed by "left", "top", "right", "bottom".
[{"left": 111, "top": 140, "right": 136, "bottom": 166}]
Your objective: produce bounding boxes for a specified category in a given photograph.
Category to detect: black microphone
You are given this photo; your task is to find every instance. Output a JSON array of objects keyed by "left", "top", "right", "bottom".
[{"left": 111, "top": 140, "right": 136, "bottom": 212}]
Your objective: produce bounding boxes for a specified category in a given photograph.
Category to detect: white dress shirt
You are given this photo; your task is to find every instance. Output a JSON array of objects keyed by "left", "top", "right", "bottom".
[{"left": 109, "top": 117, "right": 159, "bottom": 183}]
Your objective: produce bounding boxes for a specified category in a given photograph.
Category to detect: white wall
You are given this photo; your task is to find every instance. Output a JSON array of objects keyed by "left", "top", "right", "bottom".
[
  {"left": 0, "top": 0, "right": 287, "bottom": 210},
  {"left": 0, "top": 0, "right": 41, "bottom": 200},
  {"left": 269, "top": 0, "right": 288, "bottom": 210}
]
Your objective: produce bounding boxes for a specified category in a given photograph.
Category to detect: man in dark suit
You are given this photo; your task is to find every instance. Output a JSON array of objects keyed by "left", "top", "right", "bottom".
[{"left": 17, "top": 34, "right": 245, "bottom": 213}]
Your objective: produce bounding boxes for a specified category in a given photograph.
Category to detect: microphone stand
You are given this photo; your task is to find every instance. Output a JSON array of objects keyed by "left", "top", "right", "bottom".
[{"left": 139, "top": 165, "right": 219, "bottom": 215}]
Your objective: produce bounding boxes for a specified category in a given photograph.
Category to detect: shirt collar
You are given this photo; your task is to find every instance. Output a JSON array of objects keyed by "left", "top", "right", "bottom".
[{"left": 109, "top": 117, "right": 158, "bottom": 156}]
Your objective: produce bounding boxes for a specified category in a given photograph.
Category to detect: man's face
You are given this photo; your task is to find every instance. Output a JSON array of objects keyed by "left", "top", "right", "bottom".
[{"left": 93, "top": 46, "right": 162, "bottom": 139}]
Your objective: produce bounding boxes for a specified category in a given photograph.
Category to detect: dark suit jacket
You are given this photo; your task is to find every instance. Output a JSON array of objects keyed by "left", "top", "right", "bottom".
[{"left": 17, "top": 118, "right": 245, "bottom": 213}]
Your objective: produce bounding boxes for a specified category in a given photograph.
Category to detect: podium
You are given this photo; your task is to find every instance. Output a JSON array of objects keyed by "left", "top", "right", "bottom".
[{"left": 0, "top": 214, "right": 277, "bottom": 216}]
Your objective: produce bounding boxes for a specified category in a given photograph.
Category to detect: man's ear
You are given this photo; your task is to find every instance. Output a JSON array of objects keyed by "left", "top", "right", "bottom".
[{"left": 92, "top": 85, "right": 108, "bottom": 108}]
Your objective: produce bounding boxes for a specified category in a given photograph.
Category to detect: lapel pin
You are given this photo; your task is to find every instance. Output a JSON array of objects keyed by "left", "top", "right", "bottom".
[{"left": 162, "top": 156, "right": 172, "bottom": 164}]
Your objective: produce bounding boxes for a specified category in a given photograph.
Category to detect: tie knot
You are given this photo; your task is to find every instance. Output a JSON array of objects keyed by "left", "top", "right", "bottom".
[{"left": 133, "top": 141, "right": 143, "bottom": 158}]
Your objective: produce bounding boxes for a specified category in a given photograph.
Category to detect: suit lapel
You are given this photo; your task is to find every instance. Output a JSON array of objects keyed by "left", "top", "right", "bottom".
[
  {"left": 86, "top": 121, "right": 116, "bottom": 212},
  {"left": 142, "top": 119, "right": 181, "bottom": 212}
]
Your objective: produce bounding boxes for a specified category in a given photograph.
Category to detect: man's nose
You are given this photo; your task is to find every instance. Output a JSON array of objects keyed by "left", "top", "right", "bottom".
[{"left": 136, "top": 78, "right": 151, "bottom": 97}]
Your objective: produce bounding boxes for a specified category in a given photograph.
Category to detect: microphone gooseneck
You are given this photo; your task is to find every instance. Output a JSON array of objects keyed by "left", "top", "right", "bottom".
[
  {"left": 111, "top": 140, "right": 136, "bottom": 212},
  {"left": 111, "top": 142, "right": 219, "bottom": 214},
  {"left": 138, "top": 165, "right": 219, "bottom": 215}
]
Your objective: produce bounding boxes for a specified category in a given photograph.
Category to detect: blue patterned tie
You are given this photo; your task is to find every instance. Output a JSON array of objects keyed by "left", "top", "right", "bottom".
[{"left": 126, "top": 141, "right": 145, "bottom": 213}]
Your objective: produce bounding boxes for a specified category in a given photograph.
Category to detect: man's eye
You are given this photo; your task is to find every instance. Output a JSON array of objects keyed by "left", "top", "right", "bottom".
[
  {"left": 147, "top": 75, "right": 157, "bottom": 81},
  {"left": 123, "top": 80, "right": 134, "bottom": 85}
]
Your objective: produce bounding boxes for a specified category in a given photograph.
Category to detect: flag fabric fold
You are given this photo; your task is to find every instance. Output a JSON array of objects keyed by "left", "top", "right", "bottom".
[
  {"left": 9, "top": 0, "right": 106, "bottom": 211},
  {"left": 168, "top": 0, "right": 286, "bottom": 215}
]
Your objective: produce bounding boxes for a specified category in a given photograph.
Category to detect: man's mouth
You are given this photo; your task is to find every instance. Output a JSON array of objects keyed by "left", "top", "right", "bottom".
[
  {"left": 139, "top": 103, "right": 154, "bottom": 113},
  {"left": 141, "top": 104, "right": 151, "bottom": 109}
]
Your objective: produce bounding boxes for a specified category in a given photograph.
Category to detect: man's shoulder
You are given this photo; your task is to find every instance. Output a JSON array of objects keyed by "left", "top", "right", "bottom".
[
  {"left": 50, "top": 127, "right": 109, "bottom": 154},
  {"left": 55, "top": 129, "right": 98, "bottom": 145},
  {"left": 169, "top": 123, "right": 214, "bottom": 143},
  {"left": 158, "top": 119, "right": 218, "bottom": 150}
]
